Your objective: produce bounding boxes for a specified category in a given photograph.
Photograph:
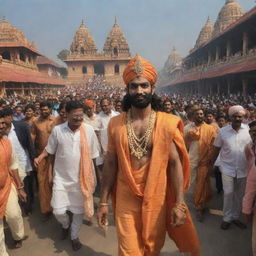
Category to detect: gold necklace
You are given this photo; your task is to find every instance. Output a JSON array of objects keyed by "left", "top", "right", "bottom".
[{"left": 127, "top": 110, "right": 156, "bottom": 159}]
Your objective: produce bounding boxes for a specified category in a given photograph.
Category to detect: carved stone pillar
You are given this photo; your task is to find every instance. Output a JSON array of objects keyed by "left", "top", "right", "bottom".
[
  {"left": 227, "top": 79, "right": 231, "bottom": 95},
  {"left": 208, "top": 51, "right": 211, "bottom": 65},
  {"left": 243, "top": 32, "right": 248, "bottom": 56},
  {"left": 215, "top": 46, "right": 220, "bottom": 62},
  {"left": 226, "top": 40, "right": 231, "bottom": 58}
]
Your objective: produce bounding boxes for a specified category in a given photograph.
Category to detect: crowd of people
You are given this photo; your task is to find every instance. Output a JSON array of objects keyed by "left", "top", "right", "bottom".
[{"left": 0, "top": 57, "right": 256, "bottom": 256}]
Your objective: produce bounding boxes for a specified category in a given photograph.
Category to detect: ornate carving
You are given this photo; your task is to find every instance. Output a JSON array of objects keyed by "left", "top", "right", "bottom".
[
  {"left": 0, "top": 17, "right": 34, "bottom": 48},
  {"left": 213, "top": 0, "right": 243, "bottom": 37},
  {"left": 70, "top": 21, "right": 97, "bottom": 56},
  {"left": 103, "top": 18, "right": 130, "bottom": 57},
  {"left": 195, "top": 17, "right": 213, "bottom": 48},
  {"left": 134, "top": 56, "right": 144, "bottom": 75}
]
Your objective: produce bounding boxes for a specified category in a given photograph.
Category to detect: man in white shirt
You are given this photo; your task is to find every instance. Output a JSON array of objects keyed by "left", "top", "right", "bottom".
[
  {"left": 212, "top": 105, "right": 251, "bottom": 230},
  {"left": 83, "top": 100, "right": 101, "bottom": 132},
  {"left": 97, "top": 98, "right": 119, "bottom": 168},
  {"left": 35, "top": 101, "right": 100, "bottom": 251},
  {"left": 98, "top": 98, "right": 119, "bottom": 154}
]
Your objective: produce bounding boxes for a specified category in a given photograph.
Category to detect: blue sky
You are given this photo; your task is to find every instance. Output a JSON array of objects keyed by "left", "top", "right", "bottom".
[{"left": 0, "top": 0, "right": 254, "bottom": 69}]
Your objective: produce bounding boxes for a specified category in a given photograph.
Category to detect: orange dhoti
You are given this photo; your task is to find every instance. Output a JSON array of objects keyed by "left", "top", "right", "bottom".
[
  {"left": 109, "top": 112, "right": 200, "bottom": 256},
  {"left": 185, "top": 122, "right": 216, "bottom": 211},
  {"left": 37, "top": 156, "right": 52, "bottom": 214}
]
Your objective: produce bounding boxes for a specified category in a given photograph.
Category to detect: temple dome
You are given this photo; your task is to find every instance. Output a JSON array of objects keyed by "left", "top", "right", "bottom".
[
  {"left": 0, "top": 17, "right": 32, "bottom": 47},
  {"left": 70, "top": 20, "right": 97, "bottom": 55},
  {"left": 103, "top": 17, "right": 130, "bottom": 57},
  {"left": 195, "top": 17, "right": 213, "bottom": 48},
  {"left": 163, "top": 47, "right": 182, "bottom": 74},
  {"left": 212, "top": 0, "right": 243, "bottom": 37}
]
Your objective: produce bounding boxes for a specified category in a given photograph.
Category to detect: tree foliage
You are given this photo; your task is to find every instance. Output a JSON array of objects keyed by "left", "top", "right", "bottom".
[{"left": 57, "top": 49, "right": 70, "bottom": 61}]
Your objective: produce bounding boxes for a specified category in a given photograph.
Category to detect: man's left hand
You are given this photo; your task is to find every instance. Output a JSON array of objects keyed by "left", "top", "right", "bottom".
[{"left": 170, "top": 207, "right": 186, "bottom": 227}]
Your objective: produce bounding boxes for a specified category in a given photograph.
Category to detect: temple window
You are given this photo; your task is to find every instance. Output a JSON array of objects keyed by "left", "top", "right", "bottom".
[
  {"left": 81, "top": 48, "right": 85, "bottom": 54},
  {"left": 114, "top": 64, "right": 119, "bottom": 74},
  {"left": 82, "top": 66, "right": 87, "bottom": 74},
  {"left": 2, "top": 51, "right": 11, "bottom": 60},
  {"left": 72, "top": 67, "right": 75, "bottom": 71}
]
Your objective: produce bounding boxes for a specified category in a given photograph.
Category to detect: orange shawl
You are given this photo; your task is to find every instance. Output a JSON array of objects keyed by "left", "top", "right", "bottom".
[
  {"left": 108, "top": 112, "right": 200, "bottom": 255},
  {"left": 79, "top": 124, "right": 95, "bottom": 218},
  {"left": 194, "top": 123, "right": 216, "bottom": 210},
  {"left": 0, "top": 136, "right": 12, "bottom": 219},
  {"left": 185, "top": 122, "right": 216, "bottom": 210}
]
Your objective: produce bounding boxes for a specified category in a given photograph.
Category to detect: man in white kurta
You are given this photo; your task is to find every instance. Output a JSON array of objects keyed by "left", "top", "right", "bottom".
[
  {"left": 97, "top": 99, "right": 119, "bottom": 166},
  {"left": 45, "top": 122, "right": 99, "bottom": 242}
]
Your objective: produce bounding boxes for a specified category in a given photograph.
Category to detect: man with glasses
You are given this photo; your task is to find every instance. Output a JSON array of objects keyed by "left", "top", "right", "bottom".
[{"left": 35, "top": 101, "right": 99, "bottom": 251}]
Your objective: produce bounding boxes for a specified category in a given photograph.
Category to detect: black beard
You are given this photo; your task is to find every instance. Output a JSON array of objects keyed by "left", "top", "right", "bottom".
[{"left": 128, "top": 93, "right": 152, "bottom": 109}]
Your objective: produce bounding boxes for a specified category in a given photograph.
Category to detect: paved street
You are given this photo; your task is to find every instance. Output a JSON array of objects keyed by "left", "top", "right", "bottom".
[{"left": 5, "top": 184, "right": 252, "bottom": 256}]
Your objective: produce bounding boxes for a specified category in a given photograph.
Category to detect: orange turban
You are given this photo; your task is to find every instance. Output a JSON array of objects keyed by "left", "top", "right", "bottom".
[
  {"left": 84, "top": 100, "right": 95, "bottom": 108},
  {"left": 123, "top": 55, "right": 158, "bottom": 86}
]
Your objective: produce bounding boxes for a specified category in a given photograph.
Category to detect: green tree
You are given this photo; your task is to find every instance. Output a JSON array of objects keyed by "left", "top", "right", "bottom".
[{"left": 57, "top": 49, "right": 70, "bottom": 61}]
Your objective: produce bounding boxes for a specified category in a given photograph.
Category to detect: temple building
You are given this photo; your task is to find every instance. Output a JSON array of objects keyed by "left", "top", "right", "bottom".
[
  {"left": 160, "top": 0, "right": 256, "bottom": 98},
  {"left": 0, "top": 17, "right": 65, "bottom": 96},
  {"left": 36, "top": 56, "right": 63, "bottom": 78},
  {"left": 158, "top": 47, "right": 182, "bottom": 85},
  {"left": 64, "top": 18, "right": 131, "bottom": 86}
]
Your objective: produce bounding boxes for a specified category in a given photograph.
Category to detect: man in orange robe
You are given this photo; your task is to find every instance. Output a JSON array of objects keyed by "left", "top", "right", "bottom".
[
  {"left": 184, "top": 108, "right": 216, "bottom": 222},
  {"left": 98, "top": 56, "right": 200, "bottom": 256},
  {"left": 0, "top": 110, "right": 27, "bottom": 255},
  {"left": 31, "top": 101, "right": 55, "bottom": 220}
]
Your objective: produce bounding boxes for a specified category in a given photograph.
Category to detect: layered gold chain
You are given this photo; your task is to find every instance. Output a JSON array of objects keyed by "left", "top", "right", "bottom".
[{"left": 127, "top": 110, "right": 156, "bottom": 159}]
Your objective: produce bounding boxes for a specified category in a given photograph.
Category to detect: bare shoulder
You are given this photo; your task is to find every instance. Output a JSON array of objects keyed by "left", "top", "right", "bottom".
[{"left": 109, "top": 112, "right": 126, "bottom": 129}]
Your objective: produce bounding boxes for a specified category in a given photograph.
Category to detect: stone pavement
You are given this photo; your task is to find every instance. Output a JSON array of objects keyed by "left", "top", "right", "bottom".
[{"left": 5, "top": 184, "right": 252, "bottom": 256}]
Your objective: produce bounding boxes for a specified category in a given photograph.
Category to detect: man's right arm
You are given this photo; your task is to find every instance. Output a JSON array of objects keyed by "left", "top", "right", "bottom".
[{"left": 97, "top": 151, "right": 118, "bottom": 228}]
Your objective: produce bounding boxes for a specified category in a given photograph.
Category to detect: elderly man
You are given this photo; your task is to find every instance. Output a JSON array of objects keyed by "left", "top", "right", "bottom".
[
  {"left": 212, "top": 105, "right": 251, "bottom": 230},
  {"left": 97, "top": 56, "right": 200, "bottom": 256},
  {"left": 83, "top": 100, "right": 101, "bottom": 132}
]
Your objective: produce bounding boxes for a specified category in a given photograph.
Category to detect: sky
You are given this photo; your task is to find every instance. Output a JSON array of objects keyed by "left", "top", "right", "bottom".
[{"left": 0, "top": 0, "right": 254, "bottom": 70}]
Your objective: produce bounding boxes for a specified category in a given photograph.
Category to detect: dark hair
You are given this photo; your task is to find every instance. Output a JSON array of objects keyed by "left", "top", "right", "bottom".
[
  {"left": 40, "top": 101, "right": 52, "bottom": 109},
  {"left": 25, "top": 104, "right": 35, "bottom": 112},
  {"left": 0, "top": 109, "right": 5, "bottom": 118},
  {"left": 163, "top": 99, "right": 171, "bottom": 105},
  {"left": 205, "top": 110, "right": 215, "bottom": 116},
  {"left": 100, "top": 98, "right": 110, "bottom": 105},
  {"left": 3, "top": 107, "right": 13, "bottom": 116},
  {"left": 15, "top": 105, "right": 23, "bottom": 110},
  {"left": 249, "top": 120, "right": 256, "bottom": 129},
  {"left": 122, "top": 93, "right": 162, "bottom": 112},
  {"left": 65, "top": 100, "right": 83, "bottom": 113},
  {"left": 115, "top": 99, "right": 122, "bottom": 105},
  {"left": 216, "top": 114, "right": 226, "bottom": 121},
  {"left": 58, "top": 101, "right": 66, "bottom": 112},
  {"left": 0, "top": 99, "right": 6, "bottom": 107}
]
